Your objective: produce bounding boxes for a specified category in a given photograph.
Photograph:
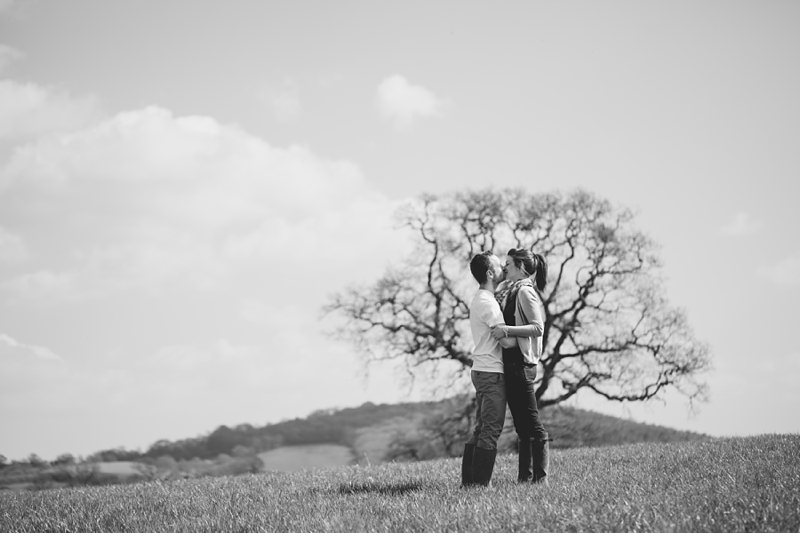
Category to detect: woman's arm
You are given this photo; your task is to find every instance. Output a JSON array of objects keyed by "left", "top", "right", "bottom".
[
  {"left": 490, "top": 287, "right": 544, "bottom": 339},
  {"left": 491, "top": 323, "right": 535, "bottom": 340},
  {"left": 490, "top": 323, "right": 519, "bottom": 348},
  {"left": 499, "top": 335, "right": 518, "bottom": 349},
  {"left": 489, "top": 323, "right": 518, "bottom": 346}
]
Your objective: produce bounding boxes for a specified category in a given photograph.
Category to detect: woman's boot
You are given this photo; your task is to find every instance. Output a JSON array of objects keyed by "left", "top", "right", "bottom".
[
  {"left": 471, "top": 447, "right": 497, "bottom": 487},
  {"left": 461, "top": 443, "right": 475, "bottom": 487}
]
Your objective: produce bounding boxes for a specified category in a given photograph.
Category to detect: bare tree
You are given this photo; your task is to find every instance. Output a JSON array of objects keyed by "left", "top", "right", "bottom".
[{"left": 325, "top": 188, "right": 711, "bottom": 408}]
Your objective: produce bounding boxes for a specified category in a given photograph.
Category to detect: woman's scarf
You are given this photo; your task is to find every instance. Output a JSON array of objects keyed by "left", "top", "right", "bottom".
[{"left": 495, "top": 278, "right": 534, "bottom": 311}]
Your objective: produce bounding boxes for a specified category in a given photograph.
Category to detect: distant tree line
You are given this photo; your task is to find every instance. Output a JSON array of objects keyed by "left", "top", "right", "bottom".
[
  {"left": 387, "top": 400, "right": 710, "bottom": 462},
  {"left": 67, "top": 401, "right": 442, "bottom": 464},
  {"left": 1, "top": 398, "right": 709, "bottom": 492}
]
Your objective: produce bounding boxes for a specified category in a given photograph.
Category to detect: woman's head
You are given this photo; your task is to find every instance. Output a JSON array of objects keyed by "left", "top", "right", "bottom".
[{"left": 505, "top": 248, "right": 548, "bottom": 291}]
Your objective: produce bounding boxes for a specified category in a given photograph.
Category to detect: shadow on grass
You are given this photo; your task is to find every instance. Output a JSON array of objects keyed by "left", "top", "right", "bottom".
[{"left": 337, "top": 480, "right": 423, "bottom": 496}]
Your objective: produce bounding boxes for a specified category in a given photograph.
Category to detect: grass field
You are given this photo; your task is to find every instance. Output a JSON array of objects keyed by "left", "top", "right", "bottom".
[{"left": 1, "top": 434, "right": 798, "bottom": 532}]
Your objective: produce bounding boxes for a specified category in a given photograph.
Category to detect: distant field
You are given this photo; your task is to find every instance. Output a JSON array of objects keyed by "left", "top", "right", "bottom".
[
  {"left": 258, "top": 444, "right": 355, "bottom": 472},
  {"left": 1, "top": 435, "right": 798, "bottom": 532},
  {"left": 95, "top": 461, "right": 140, "bottom": 476}
]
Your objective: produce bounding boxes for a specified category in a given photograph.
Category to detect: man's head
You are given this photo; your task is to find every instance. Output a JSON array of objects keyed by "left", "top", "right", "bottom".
[{"left": 470, "top": 251, "right": 503, "bottom": 286}]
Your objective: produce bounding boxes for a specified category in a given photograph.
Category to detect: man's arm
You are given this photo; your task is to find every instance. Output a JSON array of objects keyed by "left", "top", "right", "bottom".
[{"left": 483, "top": 299, "right": 517, "bottom": 349}]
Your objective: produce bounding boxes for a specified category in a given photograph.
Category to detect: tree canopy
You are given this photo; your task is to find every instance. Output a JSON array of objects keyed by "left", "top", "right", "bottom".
[{"left": 326, "top": 188, "right": 712, "bottom": 408}]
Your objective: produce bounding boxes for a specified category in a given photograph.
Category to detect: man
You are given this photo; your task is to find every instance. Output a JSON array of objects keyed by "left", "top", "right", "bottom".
[{"left": 462, "top": 251, "right": 517, "bottom": 487}]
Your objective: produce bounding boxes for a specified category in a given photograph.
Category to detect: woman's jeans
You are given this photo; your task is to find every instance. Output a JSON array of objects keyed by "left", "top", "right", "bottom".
[
  {"left": 466, "top": 370, "right": 506, "bottom": 450},
  {"left": 505, "top": 362, "right": 549, "bottom": 482}
]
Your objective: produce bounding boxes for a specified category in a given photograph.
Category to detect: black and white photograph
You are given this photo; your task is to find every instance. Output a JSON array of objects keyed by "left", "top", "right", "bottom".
[{"left": 1, "top": 1, "right": 798, "bottom": 531}]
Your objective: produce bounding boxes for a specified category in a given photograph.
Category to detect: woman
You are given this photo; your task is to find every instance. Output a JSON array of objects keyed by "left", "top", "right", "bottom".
[{"left": 491, "top": 248, "right": 550, "bottom": 484}]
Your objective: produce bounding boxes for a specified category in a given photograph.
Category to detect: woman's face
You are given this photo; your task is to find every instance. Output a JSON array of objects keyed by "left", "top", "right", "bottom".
[{"left": 504, "top": 257, "right": 525, "bottom": 282}]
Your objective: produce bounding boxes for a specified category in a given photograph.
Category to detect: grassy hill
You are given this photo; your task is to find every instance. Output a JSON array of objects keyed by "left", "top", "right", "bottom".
[
  {"left": 346, "top": 398, "right": 708, "bottom": 465},
  {"left": 2, "top": 435, "right": 797, "bottom": 532},
  {"left": 0, "top": 397, "right": 710, "bottom": 489},
  {"left": 536, "top": 404, "right": 706, "bottom": 448},
  {"left": 142, "top": 396, "right": 709, "bottom": 465}
]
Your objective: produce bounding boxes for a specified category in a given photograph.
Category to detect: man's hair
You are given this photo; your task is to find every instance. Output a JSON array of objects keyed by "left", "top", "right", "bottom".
[{"left": 469, "top": 251, "right": 495, "bottom": 284}]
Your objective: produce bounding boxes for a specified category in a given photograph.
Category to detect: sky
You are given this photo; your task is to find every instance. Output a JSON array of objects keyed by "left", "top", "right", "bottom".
[{"left": 0, "top": 0, "right": 798, "bottom": 461}]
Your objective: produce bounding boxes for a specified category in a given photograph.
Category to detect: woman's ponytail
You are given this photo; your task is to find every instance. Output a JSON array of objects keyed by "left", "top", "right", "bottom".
[{"left": 533, "top": 253, "right": 548, "bottom": 292}]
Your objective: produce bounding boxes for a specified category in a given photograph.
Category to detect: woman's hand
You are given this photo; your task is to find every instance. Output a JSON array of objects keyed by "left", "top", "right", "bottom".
[{"left": 490, "top": 324, "right": 508, "bottom": 340}]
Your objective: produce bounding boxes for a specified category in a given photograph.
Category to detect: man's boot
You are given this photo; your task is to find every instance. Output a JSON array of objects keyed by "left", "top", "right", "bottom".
[
  {"left": 531, "top": 434, "right": 550, "bottom": 485},
  {"left": 517, "top": 437, "right": 533, "bottom": 482},
  {"left": 471, "top": 447, "right": 497, "bottom": 487},
  {"left": 461, "top": 443, "right": 475, "bottom": 487}
]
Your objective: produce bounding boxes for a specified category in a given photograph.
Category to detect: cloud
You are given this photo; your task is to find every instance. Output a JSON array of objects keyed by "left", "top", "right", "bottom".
[
  {"left": 0, "top": 79, "right": 99, "bottom": 140},
  {"left": 758, "top": 253, "right": 800, "bottom": 286},
  {"left": 720, "top": 211, "right": 763, "bottom": 236},
  {"left": 0, "top": 103, "right": 421, "bottom": 458},
  {"left": 2, "top": 106, "right": 362, "bottom": 209},
  {"left": 376, "top": 75, "right": 450, "bottom": 129},
  {"left": 0, "top": 43, "right": 23, "bottom": 73},
  {"left": 0, "top": 106, "right": 412, "bottom": 303},
  {"left": 0, "top": 332, "right": 61, "bottom": 361},
  {"left": 258, "top": 80, "right": 303, "bottom": 122}
]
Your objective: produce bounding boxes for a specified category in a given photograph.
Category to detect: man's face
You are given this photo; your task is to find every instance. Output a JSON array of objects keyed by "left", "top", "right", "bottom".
[{"left": 489, "top": 255, "right": 504, "bottom": 282}]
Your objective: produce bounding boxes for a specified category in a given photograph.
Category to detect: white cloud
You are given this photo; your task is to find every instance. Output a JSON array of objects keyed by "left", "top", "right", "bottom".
[
  {"left": 758, "top": 253, "right": 800, "bottom": 286},
  {"left": 0, "top": 43, "right": 23, "bottom": 73},
  {"left": 0, "top": 103, "right": 422, "bottom": 458},
  {"left": 376, "top": 74, "right": 450, "bottom": 129},
  {"left": 0, "top": 332, "right": 61, "bottom": 361},
  {"left": 720, "top": 211, "right": 763, "bottom": 236},
  {"left": 2, "top": 106, "right": 363, "bottom": 210},
  {"left": 0, "top": 79, "right": 98, "bottom": 140},
  {"left": 0, "top": 106, "right": 412, "bottom": 302}
]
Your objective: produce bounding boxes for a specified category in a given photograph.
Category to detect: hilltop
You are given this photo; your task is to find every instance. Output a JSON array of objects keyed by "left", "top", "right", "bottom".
[
  {"left": 87, "top": 396, "right": 708, "bottom": 464},
  {"left": 0, "top": 397, "right": 710, "bottom": 490}
]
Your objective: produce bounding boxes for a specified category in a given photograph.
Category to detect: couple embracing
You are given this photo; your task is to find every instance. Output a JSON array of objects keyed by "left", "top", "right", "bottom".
[{"left": 462, "top": 248, "right": 550, "bottom": 487}]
